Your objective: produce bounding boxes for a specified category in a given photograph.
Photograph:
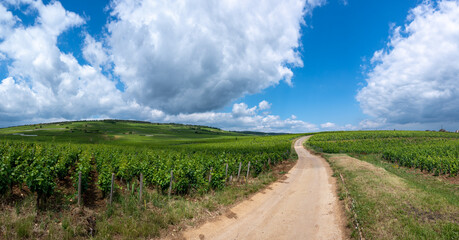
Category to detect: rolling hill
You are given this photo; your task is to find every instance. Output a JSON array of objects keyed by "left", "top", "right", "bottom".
[{"left": 0, "top": 119, "right": 251, "bottom": 147}]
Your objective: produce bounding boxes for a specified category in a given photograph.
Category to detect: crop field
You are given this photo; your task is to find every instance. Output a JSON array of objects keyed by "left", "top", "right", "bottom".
[
  {"left": 307, "top": 131, "right": 459, "bottom": 176},
  {"left": 0, "top": 120, "right": 245, "bottom": 146},
  {"left": 0, "top": 121, "right": 299, "bottom": 205},
  {"left": 0, "top": 135, "right": 297, "bottom": 204},
  {"left": 0, "top": 120, "right": 302, "bottom": 239},
  {"left": 3, "top": 122, "right": 457, "bottom": 239}
]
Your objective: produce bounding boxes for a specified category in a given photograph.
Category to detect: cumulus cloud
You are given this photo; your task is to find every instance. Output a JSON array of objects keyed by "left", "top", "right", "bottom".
[
  {"left": 82, "top": 34, "right": 109, "bottom": 70},
  {"left": 232, "top": 102, "right": 257, "bottom": 117},
  {"left": 0, "top": 0, "right": 324, "bottom": 132},
  {"left": 258, "top": 100, "right": 272, "bottom": 110},
  {"left": 107, "top": 0, "right": 322, "bottom": 114},
  {"left": 0, "top": 0, "right": 125, "bottom": 122},
  {"left": 320, "top": 122, "right": 336, "bottom": 129},
  {"left": 0, "top": 4, "right": 16, "bottom": 38},
  {"left": 358, "top": 119, "right": 386, "bottom": 129},
  {"left": 315, "top": 121, "right": 384, "bottom": 131},
  {"left": 164, "top": 102, "right": 318, "bottom": 133},
  {"left": 357, "top": 1, "right": 459, "bottom": 124},
  {"left": 317, "top": 122, "right": 359, "bottom": 131}
]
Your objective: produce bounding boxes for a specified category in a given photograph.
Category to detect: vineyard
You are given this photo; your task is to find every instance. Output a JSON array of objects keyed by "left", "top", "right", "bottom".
[
  {"left": 0, "top": 134, "right": 300, "bottom": 207},
  {"left": 307, "top": 131, "right": 459, "bottom": 176}
]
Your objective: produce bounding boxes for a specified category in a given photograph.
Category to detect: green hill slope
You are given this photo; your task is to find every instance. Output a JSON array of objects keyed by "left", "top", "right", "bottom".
[{"left": 0, "top": 120, "right": 248, "bottom": 146}]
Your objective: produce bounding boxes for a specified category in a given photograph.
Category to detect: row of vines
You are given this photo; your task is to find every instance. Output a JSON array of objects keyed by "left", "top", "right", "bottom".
[
  {"left": 307, "top": 131, "right": 459, "bottom": 176},
  {"left": 0, "top": 135, "right": 300, "bottom": 206}
]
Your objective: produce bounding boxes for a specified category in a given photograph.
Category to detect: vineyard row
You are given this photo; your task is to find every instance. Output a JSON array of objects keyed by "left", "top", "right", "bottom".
[
  {"left": 307, "top": 131, "right": 459, "bottom": 176},
  {"left": 0, "top": 135, "right": 299, "bottom": 207}
]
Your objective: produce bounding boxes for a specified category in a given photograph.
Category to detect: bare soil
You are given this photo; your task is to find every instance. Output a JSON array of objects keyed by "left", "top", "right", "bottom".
[{"left": 177, "top": 136, "right": 347, "bottom": 240}]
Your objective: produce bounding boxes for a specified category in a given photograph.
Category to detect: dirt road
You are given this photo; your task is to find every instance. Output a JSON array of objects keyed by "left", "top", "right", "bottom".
[{"left": 181, "top": 136, "right": 346, "bottom": 240}]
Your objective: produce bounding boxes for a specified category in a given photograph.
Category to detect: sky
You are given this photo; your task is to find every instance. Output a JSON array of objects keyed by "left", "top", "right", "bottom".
[{"left": 0, "top": 0, "right": 458, "bottom": 132}]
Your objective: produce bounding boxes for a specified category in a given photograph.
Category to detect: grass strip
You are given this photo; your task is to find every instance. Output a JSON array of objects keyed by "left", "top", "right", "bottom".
[{"left": 321, "top": 152, "right": 458, "bottom": 239}]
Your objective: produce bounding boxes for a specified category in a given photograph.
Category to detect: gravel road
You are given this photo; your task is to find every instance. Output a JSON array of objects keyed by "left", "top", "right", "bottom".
[{"left": 181, "top": 136, "right": 346, "bottom": 240}]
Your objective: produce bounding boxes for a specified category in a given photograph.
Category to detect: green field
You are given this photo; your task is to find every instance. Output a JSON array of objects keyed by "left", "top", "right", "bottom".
[
  {"left": 0, "top": 120, "right": 299, "bottom": 199},
  {"left": 307, "top": 131, "right": 459, "bottom": 176},
  {"left": 0, "top": 120, "right": 301, "bottom": 239},
  {"left": 3, "top": 124, "right": 458, "bottom": 239},
  {"left": 0, "top": 120, "right": 248, "bottom": 146}
]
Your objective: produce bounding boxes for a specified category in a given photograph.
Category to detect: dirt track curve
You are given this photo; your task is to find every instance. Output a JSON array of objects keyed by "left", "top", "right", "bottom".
[{"left": 180, "top": 136, "right": 346, "bottom": 240}]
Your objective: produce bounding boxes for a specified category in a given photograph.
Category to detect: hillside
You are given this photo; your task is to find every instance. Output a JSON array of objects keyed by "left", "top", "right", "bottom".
[{"left": 0, "top": 120, "right": 249, "bottom": 147}]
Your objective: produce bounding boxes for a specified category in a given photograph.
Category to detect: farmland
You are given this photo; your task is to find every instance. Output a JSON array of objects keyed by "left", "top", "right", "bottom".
[
  {"left": 0, "top": 134, "right": 296, "bottom": 203},
  {"left": 0, "top": 120, "right": 301, "bottom": 239},
  {"left": 0, "top": 120, "right": 246, "bottom": 146},
  {"left": 2, "top": 124, "right": 458, "bottom": 239},
  {"left": 307, "top": 131, "right": 459, "bottom": 176}
]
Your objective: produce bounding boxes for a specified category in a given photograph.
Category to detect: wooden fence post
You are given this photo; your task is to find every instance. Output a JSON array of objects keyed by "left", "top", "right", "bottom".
[
  {"left": 237, "top": 162, "right": 242, "bottom": 181},
  {"left": 168, "top": 170, "right": 173, "bottom": 197},
  {"left": 268, "top": 157, "right": 271, "bottom": 166},
  {"left": 109, "top": 173, "right": 115, "bottom": 205},
  {"left": 225, "top": 163, "right": 228, "bottom": 182},
  {"left": 246, "top": 161, "right": 251, "bottom": 183},
  {"left": 139, "top": 173, "right": 143, "bottom": 203},
  {"left": 77, "top": 171, "right": 82, "bottom": 206}
]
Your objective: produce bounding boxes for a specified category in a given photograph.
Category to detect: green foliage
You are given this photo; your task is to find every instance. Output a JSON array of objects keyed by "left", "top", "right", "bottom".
[
  {"left": 55, "top": 145, "right": 80, "bottom": 180},
  {"left": 74, "top": 150, "right": 92, "bottom": 192},
  {"left": 0, "top": 133, "right": 302, "bottom": 202},
  {"left": 308, "top": 131, "right": 459, "bottom": 176},
  {"left": 24, "top": 156, "right": 56, "bottom": 205},
  {"left": 0, "top": 120, "right": 247, "bottom": 146},
  {"left": 0, "top": 152, "right": 12, "bottom": 193}
]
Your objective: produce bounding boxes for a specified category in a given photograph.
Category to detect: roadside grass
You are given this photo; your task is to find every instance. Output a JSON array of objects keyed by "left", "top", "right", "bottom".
[
  {"left": 319, "top": 151, "right": 458, "bottom": 239},
  {"left": 96, "top": 171, "right": 279, "bottom": 240}
]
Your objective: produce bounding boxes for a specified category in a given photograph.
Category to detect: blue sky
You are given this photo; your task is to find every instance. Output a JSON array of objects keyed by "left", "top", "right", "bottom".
[
  {"left": 0, "top": 0, "right": 458, "bottom": 132},
  {"left": 239, "top": 0, "right": 421, "bottom": 126}
]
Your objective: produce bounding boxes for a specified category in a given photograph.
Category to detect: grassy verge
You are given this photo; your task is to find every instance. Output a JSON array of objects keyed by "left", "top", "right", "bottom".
[
  {"left": 310, "top": 148, "right": 459, "bottom": 239},
  {"left": 97, "top": 171, "right": 281, "bottom": 240},
  {"left": 0, "top": 158, "right": 297, "bottom": 240}
]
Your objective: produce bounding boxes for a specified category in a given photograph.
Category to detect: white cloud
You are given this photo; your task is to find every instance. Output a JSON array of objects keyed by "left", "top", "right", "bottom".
[
  {"left": 316, "top": 119, "right": 457, "bottom": 132},
  {"left": 258, "top": 100, "right": 272, "bottom": 110},
  {"left": 0, "top": 1, "right": 125, "bottom": 122},
  {"left": 0, "top": 4, "right": 16, "bottom": 38},
  {"left": 34, "top": 0, "right": 84, "bottom": 36},
  {"left": 0, "top": 0, "right": 325, "bottom": 133},
  {"left": 164, "top": 102, "right": 318, "bottom": 133},
  {"left": 320, "top": 122, "right": 336, "bottom": 129},
  {"left": 232, "top": 102, "right": 257, "bottom": 117},
  {"left": 316, "top": 121, "right": 387, "bottom": 131},
  {"left": 357, "top": 1, "right": 459, "bottom": 124},
  {"left": 317, "top": 122, "right": 359, "bottom": 131},
  {"left": 82, "top": 34, "right": 109, "bottom": 70},
  {"left": 0, "top": 77, "right": 38, "bottom": 116},
  {"left": 358, "top": 118, "right": 386, "bottom": 129},
  {"left": 107, "top": 0, "right": 322, "bottom": 114}
]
